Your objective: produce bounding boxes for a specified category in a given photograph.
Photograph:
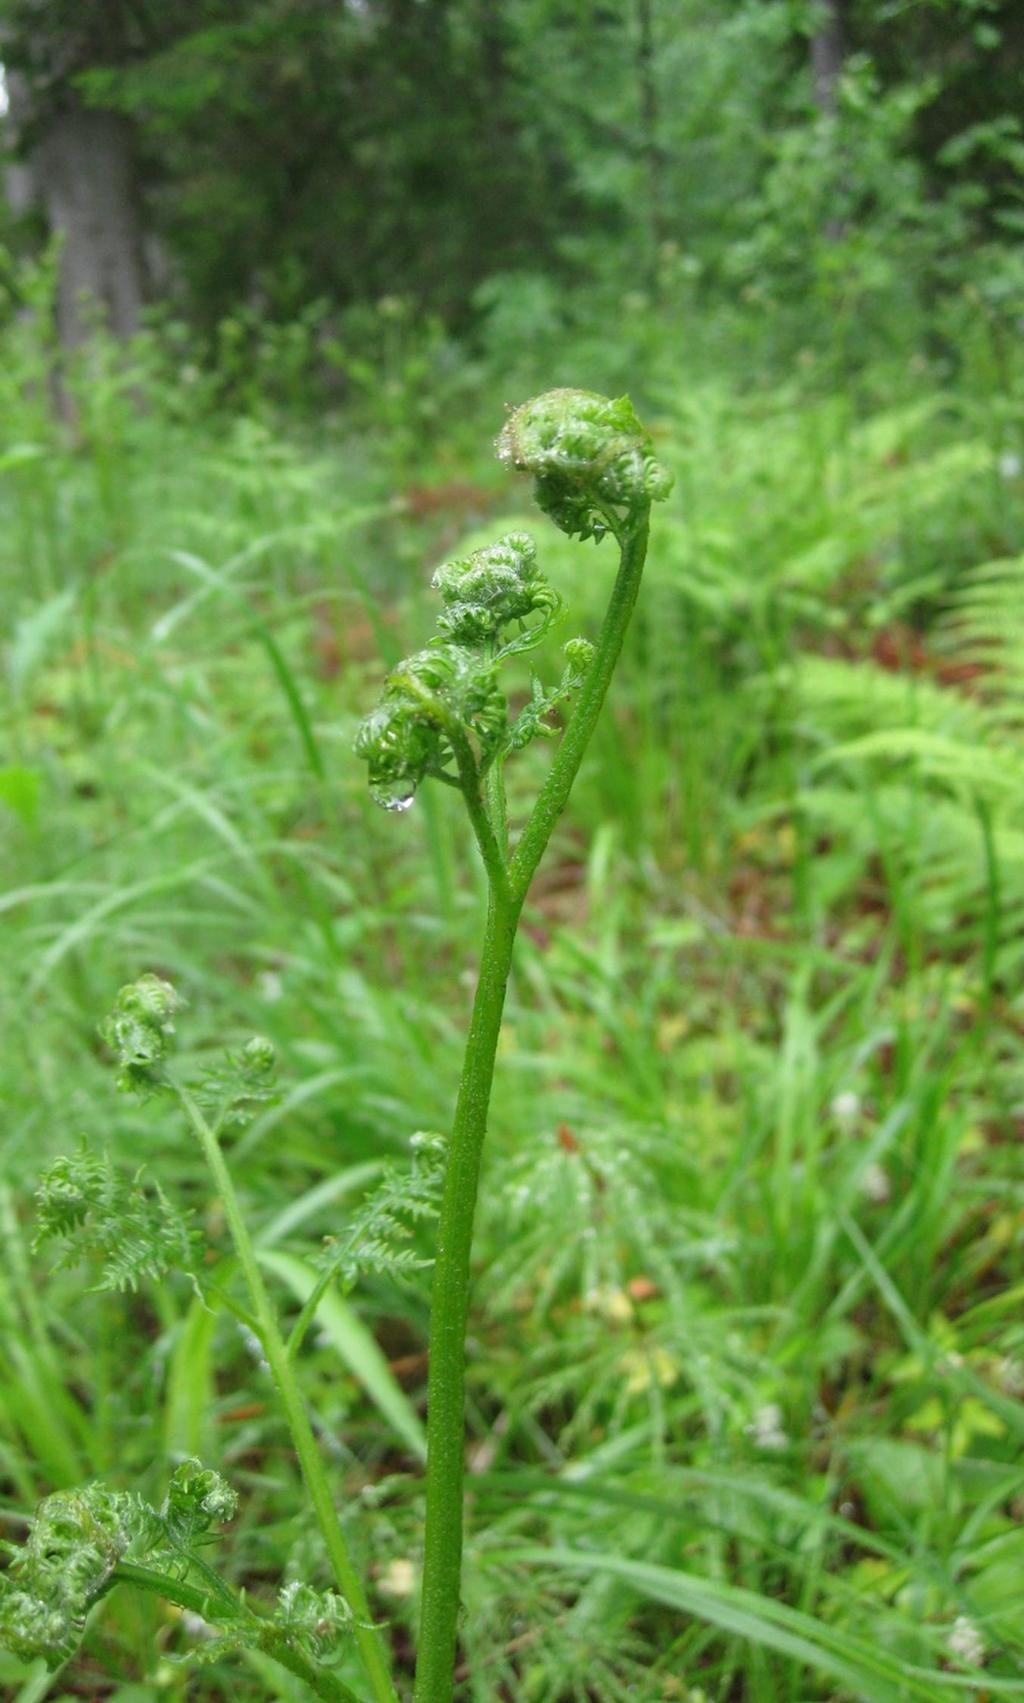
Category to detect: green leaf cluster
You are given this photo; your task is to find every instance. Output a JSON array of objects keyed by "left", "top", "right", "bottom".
[
  {"left": 33, "top": 1143, "right": 196, "bottom": 1291},
  {"left": 0, "top": 1462, "right": 363, "bottom": 1695},
  {"left": 0, "top": 1461, "right": 235, "bottom": 1670},
  {"left": 98, "top": 973, "right": 186, "bottom": 1095},
  {"left": 320, "top": 1130, "right": 447, "bottom": 1291}
]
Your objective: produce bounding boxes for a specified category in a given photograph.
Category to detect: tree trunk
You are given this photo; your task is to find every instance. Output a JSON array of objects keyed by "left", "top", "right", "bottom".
[
  {"left": 636, "top": 0, "right": 666, "bottom": 289},
  {"left": 33, "top": 106, "right": 147, "bottom": 346},
  {"left": 810, "top": 0, "right": 845, "bottom": 117}
]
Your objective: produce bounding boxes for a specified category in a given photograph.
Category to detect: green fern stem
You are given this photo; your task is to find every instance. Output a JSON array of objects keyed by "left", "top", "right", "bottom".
[
  {"left": 112, "top": 1563, "right": 362, "bottom": 1703},
  {"left": 414, "top": 511, "right": 651, "bottom": 1703},
  {"left": 173, "top": 1082, "right": 397, "bottom": 1703},
  {"left": 511, "top": 514, "right": 649, "bottom": 895}
]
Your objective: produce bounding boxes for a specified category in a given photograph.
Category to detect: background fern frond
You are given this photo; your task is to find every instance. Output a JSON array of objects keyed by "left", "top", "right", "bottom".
[
  {"left": 34, "top": 1144, "right": 197, "bottom": 1291},
  {"left": 318, "top": 1132, "right": 446, "bottom": 1290}
]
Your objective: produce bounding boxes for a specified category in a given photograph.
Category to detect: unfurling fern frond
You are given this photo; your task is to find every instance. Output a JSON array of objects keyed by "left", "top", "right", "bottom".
[
  {"left": 0, "top": 1462, "right": 363, "bottom": 1696},
  {"left": 34, "top": 1143, "right": 196, "bottom": 1290},
  {"left": 0, "top": 1462, "right": 233, "bottom": 1669},
  {"left": 160, "top": 1458, "right": 239, "bottom": 1551},
  {"left": 505, "top": 638, "right": 595, "bottom": 753},
  {"left": 98, "top": 974, "right": 186, "bottom": 1096},
  {"left": 431, "top": 530, "right": 563, "bottom": 654},
  {"left": 183, "top": 1580, "right": 362, "bottom": 1672},
  {"left": 0, "top": 1484, "right": 142, "bottom": 1666},
  {"left": 195, "top": 1034, "right": 279, "bottom": 1128}
]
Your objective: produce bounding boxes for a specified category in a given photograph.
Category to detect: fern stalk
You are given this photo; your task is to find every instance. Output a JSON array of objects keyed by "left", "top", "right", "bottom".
[
  {"left": 396, "top": 399, "right": 668, "bottom": 1703},
  {"left": 111, "top": 1563, "right": 363, "bottom": 1703}
]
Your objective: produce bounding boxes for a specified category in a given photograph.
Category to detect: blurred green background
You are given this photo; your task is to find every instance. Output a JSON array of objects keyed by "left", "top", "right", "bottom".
[{"left": 3, "top": 3, "right": 1024, "bottom": 1699}]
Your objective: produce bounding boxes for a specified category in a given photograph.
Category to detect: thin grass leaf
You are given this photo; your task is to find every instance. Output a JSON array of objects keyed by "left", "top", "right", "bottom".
[
  {"left": 502, "top": 1546, "right": 952, "bottom": 1702},
  {"left": 257, "top": 1250, "right": 426, "bottom": 1462}
]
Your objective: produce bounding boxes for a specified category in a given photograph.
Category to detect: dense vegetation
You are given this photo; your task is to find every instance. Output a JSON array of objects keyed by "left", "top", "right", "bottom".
[{"left": 3, "top": 2, "right": 1024, "bottom": 1699}]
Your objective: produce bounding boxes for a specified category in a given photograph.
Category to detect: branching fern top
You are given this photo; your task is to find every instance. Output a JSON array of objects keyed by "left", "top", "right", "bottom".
[{"left": 355, "top": 387, "right": 672, "bottom": 813}]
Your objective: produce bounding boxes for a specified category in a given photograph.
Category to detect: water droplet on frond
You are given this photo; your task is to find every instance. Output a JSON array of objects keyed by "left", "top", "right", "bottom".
[
  {"left": 355, "top": 643, "right": 504, "bottom": 808},
  {"left": 373, "top": 780, "right": 417, "bottom": 813}
]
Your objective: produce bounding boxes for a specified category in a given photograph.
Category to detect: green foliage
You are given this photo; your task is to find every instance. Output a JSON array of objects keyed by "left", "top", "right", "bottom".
[
  {"left": 506, "top": 638, "right": 595, "bottom": 753},
  {"left": 356, "top": 390, "right": 671, "bottom": 829},
  {"left": 161, "top": 1457, "right": 238, "bottom": 1546},
  {"left": 0, "top": 1461, "right": 361, "bottom": 1694},
  {"left": 3, "top": 332, "right": 1024, "bottom": 1695},
  {"left": 11, "top": 954, "right": 395, "bottom": 1697},
  {"left": 355, "top": 641, "right": 507, "bottom": 812},
  {"left": 21, "top": 1, "right": 585, "bottom": 329},
  {"left": 8, "top": 0, "right": 1023, "bottom": 371},
  {"left": 727, "top": 58, "right": 958, "bottom": 356},
  {"left": 0, "top": 1461, "right": 234, "bottom": 1669},
  {"left": 789, "top": 549, "right": 1024, "bottom": 975},
  {"left": 432, "top": 532, "right": 561, "bottom": 650},
  {"left": 196, "top": 1034, "right": 279, "bottom": 1126},
  {"left": 182, "top": 1579, "right": 360, "bottom": 1674},
  {"left": 5, "top": 25, "right": 1024, "bottom": 1685},
  {"left": 0, "top": 1482, "right": 141, "bottom": 1666},
  {"left": 322, "top": 1132, "right": 446, "bottom": 1291},
  {"left": 34, "top": 1144, "right": 195, "bottom": 1291}
]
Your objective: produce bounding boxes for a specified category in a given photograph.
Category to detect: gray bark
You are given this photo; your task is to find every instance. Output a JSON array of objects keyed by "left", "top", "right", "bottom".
[
  {"left": 636, "top": 0, "right": 665, "bottom": 288},
  {"left": 32, "top": 106, "right": 147, "bottom": 345},
  {"left": 3, "top": 68, "right": 37, "bottom": 214},
  {"left": 810, "top": 0, "right": 845, "bottom": 117}
]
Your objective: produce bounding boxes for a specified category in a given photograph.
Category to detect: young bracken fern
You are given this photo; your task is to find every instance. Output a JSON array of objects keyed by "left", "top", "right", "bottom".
[
  {"left": 353, "top": 388, "right": 671, "bottom": 1701},
  {"left": 1, "top": 390, "right": 670, "bottom": 1703}
]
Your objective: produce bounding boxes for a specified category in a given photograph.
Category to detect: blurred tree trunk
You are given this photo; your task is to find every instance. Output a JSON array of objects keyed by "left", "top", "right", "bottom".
[
  {"left": 3, "top": 68, "right": 37, "bottom": 218},
  {"left": 32, "top": 105, "right": 148, "bottom": 346},
  {"left": 810, "top": 0, "right": 845, "bottom": 116},
  {"left": 635, "top": 0, "right": 665, "bottom": 289}
]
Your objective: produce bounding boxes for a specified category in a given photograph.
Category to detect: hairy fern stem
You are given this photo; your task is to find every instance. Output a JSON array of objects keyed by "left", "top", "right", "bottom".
[{"left": 414, "top": 512, "right": 651, "bottom": 1703}]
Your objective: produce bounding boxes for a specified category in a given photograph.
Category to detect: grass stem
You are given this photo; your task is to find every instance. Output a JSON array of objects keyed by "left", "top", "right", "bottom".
[{"left": 173, "top": 1081, "right": 398, "bottom": 1703}]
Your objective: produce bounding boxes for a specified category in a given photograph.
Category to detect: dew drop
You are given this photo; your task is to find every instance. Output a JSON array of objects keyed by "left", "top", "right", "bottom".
[{"left": 371, "top": 779, "right": 417, "bottom": 813}]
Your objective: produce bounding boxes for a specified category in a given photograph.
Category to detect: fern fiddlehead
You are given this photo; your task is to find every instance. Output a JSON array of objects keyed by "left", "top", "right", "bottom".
[{"left": 0, "top": 1467, "right": 365, "bottom": 1702}]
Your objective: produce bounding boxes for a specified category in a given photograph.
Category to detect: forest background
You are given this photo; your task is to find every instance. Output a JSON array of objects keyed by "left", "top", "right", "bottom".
[{"left": 3, "top": 2, "right": 1024, "bottom": 1699}]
